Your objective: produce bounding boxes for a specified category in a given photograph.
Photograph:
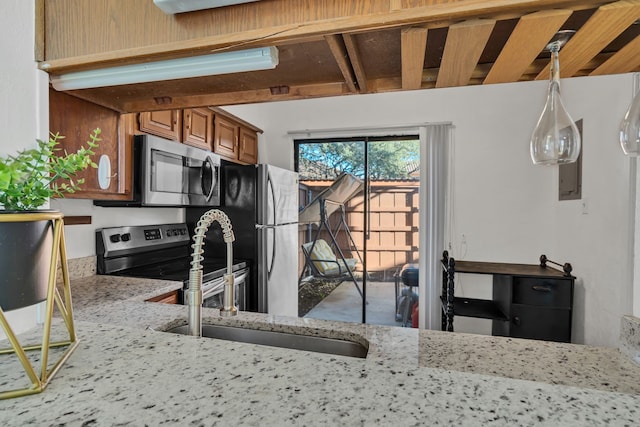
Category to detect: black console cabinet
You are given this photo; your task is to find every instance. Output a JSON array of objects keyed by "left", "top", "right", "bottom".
[{"left": 440, "top": 251, "right": 575, "bottom": 343}]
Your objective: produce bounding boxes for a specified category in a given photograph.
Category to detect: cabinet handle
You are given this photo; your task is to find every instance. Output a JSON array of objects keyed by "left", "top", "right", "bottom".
[
  {"left": 512, "top": 316, "right": 521, "bottom": 326},
  {"left": 532, "top": 285, "right": 552, "bottom": 293}
]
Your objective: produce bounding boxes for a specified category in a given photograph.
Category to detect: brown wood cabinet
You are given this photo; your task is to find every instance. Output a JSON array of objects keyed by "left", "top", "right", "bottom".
[
  {"left": 238, "top": 126, "right": 258, "bottom": 164},
  {"left": 145, "top": 290, "right": 179, "bottom": 304},
  {"left": 138, "top": 110, "right": 182, "bottom": 141},
  {"left": 183, "top": 108, "right": 213, "bottom": 150},
  {"left": 212, "top": 109, "right": 260, "bottom": 164},
  {"left": 137, "top": 107, "right": 261, "bottom": 164},
  {"left": 213, "top": 114, "right": 240, "bottom": 160},
  {"left": 49, "top": 89, "right": 133, "bottom": 200}
]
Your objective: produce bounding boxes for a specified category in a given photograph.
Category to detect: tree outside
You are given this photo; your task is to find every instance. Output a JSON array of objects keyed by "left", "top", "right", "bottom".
[{"left": 298, "top": 139, "right": 419, "bottom": 180}]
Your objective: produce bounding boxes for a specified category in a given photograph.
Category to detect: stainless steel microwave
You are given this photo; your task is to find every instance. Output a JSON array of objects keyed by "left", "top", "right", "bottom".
[{"left": 95, "top": 135, "right": 221, "bottom": 207}]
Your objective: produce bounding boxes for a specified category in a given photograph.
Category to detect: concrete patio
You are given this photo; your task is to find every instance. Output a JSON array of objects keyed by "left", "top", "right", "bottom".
[{"left": 303, "top": 280, "right": 416, "bottom": 327}]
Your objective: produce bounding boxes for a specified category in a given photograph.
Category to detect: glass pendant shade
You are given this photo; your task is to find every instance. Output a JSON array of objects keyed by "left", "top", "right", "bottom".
[
  {"left": 530, "top": 48, "right": 581, "bottom": 165},
  {"left": 620, "top": 90, "right": 640, "bottom": 156}
]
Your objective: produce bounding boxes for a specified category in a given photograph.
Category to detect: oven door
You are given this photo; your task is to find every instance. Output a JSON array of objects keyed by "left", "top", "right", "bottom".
[{"left": 201, "top": 268, "right": 248, "bottom": 310}]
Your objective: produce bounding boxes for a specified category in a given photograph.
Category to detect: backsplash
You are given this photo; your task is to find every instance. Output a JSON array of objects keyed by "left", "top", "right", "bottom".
[{"left": 57, "top": 256, "right": 96, "bottom": 282}]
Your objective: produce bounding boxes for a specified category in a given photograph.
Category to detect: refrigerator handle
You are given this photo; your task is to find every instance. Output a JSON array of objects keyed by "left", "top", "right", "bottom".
[
  {"left": 268, "top": 227, "right": 276, "bottom": 279},
  {"left": 265, "top": 172, "right": 278, "bottom": 279},
  {"left": 267, "top": 171, "right": 277, "bottom": 226}
]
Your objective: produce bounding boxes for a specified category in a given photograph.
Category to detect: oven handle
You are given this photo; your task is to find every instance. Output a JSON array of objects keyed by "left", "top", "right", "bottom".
[
  {"left": 234, "top": 270, "right": 248, "bottom": 285},
  {"left": 202, "top": 277, "right": 225, "bottom": 299},
  {"left": 201, "top": 270, "right": 248, "bottom": 300}
]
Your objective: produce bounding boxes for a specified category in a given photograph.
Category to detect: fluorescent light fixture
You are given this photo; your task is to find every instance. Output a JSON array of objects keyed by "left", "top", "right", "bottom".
[
  {"left": 154, "top": 0, "right": 260, "bottom": 14},
  {"left": 50, "top": 46, "right": 278, "bottom": 91}
]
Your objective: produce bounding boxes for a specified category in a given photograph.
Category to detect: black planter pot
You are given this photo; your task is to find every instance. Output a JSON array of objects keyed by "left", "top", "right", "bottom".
[{"left": 0, "top": 210, "right": 55, "bottom": 311}]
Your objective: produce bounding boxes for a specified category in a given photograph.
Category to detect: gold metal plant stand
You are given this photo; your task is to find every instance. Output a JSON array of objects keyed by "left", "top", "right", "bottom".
[{"left": 0, "top": 211, "right": 79, "bottom": 399}]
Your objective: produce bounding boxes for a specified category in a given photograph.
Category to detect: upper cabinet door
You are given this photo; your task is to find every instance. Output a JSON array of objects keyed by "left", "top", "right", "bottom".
[
  {"left": 214, "top": 115, "right": 239, "bottom": 160},
  {"left": 49, "top": 89, "right": 132, "bottom": 199},
  {"left": 183, "top": 108, "right": 213, "bottom": 150},
  {"left": 238, "top": 126, "right": 258, "bottom": 164},
  {"left": 139, "top": 110, "right": 182, "bottom": 141}
]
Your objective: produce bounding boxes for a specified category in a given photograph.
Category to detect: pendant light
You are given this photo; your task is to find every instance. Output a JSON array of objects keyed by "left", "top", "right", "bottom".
[
  {"left": 620, "top": 74, "right": 640, "bottom": 156},
  {"left": 530, "top": 31, "right": 581, "bottom": 165}
]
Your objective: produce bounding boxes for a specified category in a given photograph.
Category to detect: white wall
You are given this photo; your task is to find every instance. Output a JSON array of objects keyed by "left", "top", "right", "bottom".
[
  {"left": 1, "top": 2, "right": 46, "bottom": 156},
  {"left": 1, "top": 0, "right": 48, "bottom": 334},
  {"left": 226, "top": 73, "right": 634, "bottom": 348},
  {"left": 49, "top": 200, "right": 183, "bottom": 259}
]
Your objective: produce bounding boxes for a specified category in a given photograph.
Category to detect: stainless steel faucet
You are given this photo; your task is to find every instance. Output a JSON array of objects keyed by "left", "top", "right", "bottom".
[{"left": 187, "top": 209, "right": 237, "bottom": 337}]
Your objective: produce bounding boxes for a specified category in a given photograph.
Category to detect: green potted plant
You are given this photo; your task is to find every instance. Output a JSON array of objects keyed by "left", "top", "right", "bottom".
[{"left": 0, "top": 128, "right": 100, "bottom": 311}]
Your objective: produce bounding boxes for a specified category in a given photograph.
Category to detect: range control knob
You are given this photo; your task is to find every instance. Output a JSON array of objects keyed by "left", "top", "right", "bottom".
[
  {"left": 121, "top": 233, "right": 131, "bottom": 242},
  {"left": 166, "top": 230, "right": 173, "bottom": 237},
  {"left": 109, "top": 234, "right": 121, "bottom": 243}
]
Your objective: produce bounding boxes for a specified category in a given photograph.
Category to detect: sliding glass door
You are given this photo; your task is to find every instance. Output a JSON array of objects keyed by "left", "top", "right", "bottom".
[{"left": 295, "top": 136, "right": 419, "bottom": 326}]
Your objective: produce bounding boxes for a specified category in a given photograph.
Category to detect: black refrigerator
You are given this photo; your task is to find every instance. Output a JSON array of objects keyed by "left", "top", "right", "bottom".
[{"left": 187, "top": 163, "right": 299, "bottom": 316}]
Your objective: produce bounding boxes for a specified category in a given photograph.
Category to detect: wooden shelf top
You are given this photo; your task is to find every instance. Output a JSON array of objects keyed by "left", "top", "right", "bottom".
[{"left": 446, "top": 259, "right": 570, "bottom": 279}]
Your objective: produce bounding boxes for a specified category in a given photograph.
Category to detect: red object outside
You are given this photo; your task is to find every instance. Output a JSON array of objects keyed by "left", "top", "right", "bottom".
[{"left": 411, "top": 302, "right": 419, "bottom": 328}]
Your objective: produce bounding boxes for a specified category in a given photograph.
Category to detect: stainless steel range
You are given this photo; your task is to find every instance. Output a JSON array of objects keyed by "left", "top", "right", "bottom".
[{"left": 96, "top": 223, "right": 248, "bottom": 309}]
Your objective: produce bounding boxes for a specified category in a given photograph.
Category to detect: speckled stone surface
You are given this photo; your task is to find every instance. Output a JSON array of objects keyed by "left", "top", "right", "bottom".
[
  {"left": 419, "top": 330, "right": 640, "bottom": 394},
  {"left": 1, "top": 273, "right": 640, "bottom": 425},
  {"left": 620, "top": 315, "right": 640, "bottom": 366}
]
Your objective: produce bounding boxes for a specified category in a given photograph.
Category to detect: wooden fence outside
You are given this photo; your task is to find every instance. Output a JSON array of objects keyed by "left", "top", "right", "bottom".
[{"left": 298, "top": 180, "right": 419, "bottom": 281}]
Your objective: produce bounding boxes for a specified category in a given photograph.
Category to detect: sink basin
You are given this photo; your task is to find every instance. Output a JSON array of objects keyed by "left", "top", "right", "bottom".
[{"left": 166, "top": 324, "right": 368, "bottom": 358}]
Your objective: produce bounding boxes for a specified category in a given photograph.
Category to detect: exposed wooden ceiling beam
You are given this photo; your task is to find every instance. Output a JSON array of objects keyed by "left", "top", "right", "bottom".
[
  {"left": 69, "top": 46, "right": 619, "bottom": 114},
  {"left": 325, "top": 34, "right": 358, "bottom": 93},
  {"left": 535, "top": 0, "right": 640, "bottom": 80},
  {"left": 343, "top": 34, "right": 369, "bottom": 93},
  {"left": 121, "top": 82, "right": 351, "bottom": 112},
  {"left": 484, "top": 10, "right": 572, "bottom": 85},
  {"left": 590, "top": 34, "right": 640, "bottom": 75},
  {"left": 57, "top": 90, "right": 128, "bottom": 113},
  {"left": 389, "top": 0, "right": 403, "bottom": 11},
  {"left": 436, "top": 19, "right": 496, "bottom": 88},
  {"left": 401, "top": 27, "right": 429, "bottom": 90},
  {"left": 40, "top": 0, "right": 613, "bottom": 74}
]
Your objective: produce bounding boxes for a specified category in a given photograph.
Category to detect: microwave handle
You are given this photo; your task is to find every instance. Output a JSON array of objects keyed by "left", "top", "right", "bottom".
[{"left": 200, "top": 155, "right": 218, "bottom": 202}]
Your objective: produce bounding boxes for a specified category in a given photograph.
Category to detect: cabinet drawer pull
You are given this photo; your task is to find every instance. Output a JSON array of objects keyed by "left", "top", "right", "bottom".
[
  {"left": 532, "top": 285, "right": 552, "bottom": 292},
  {"left": 512, "top": 316, "right": 521, "bottom": 326}
]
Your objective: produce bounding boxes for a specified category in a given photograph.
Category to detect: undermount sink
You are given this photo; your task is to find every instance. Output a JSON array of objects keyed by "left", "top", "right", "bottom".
[{"left": 166, "top": 324, "right": 368, "bottom": 359}]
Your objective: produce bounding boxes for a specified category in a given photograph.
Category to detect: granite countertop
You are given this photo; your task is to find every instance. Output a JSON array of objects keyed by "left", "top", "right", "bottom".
[{"left": 1, "top": 274, "right": 640, "bottom": 426}]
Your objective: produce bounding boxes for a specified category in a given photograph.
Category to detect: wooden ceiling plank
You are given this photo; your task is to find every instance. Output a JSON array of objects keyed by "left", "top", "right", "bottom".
[
  {"left": 484, "top": 9, "right": 572, "bottom": 85},
  {"left": 325, "top": 34, "right": 359, "bottom": 93},
  {"left": 41, "top": 1, "right": 610, "bottom": 74},
  {"left": 436, "top": 19, "right": 496, "bottom": 88},
  {"left": 343, "top": 34, "right": 369, "bottom": 93},
  {"left": 123, "top": 82, "right": 350, "bottom": 112},
  {"left": 401, "top": 27, "right": 429, "bottom": 90},
  {"left": 389, "top": 0, "right": 403, "bottom": 11},
  {"left": 590, "top": 34, "right": 640, "bottom": 75},
  {"left": 535, "top": 0, "right": 640, "bottom": 80},
  {"left": 59, "top": 91, "right": 127, "bottom": 113}
]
